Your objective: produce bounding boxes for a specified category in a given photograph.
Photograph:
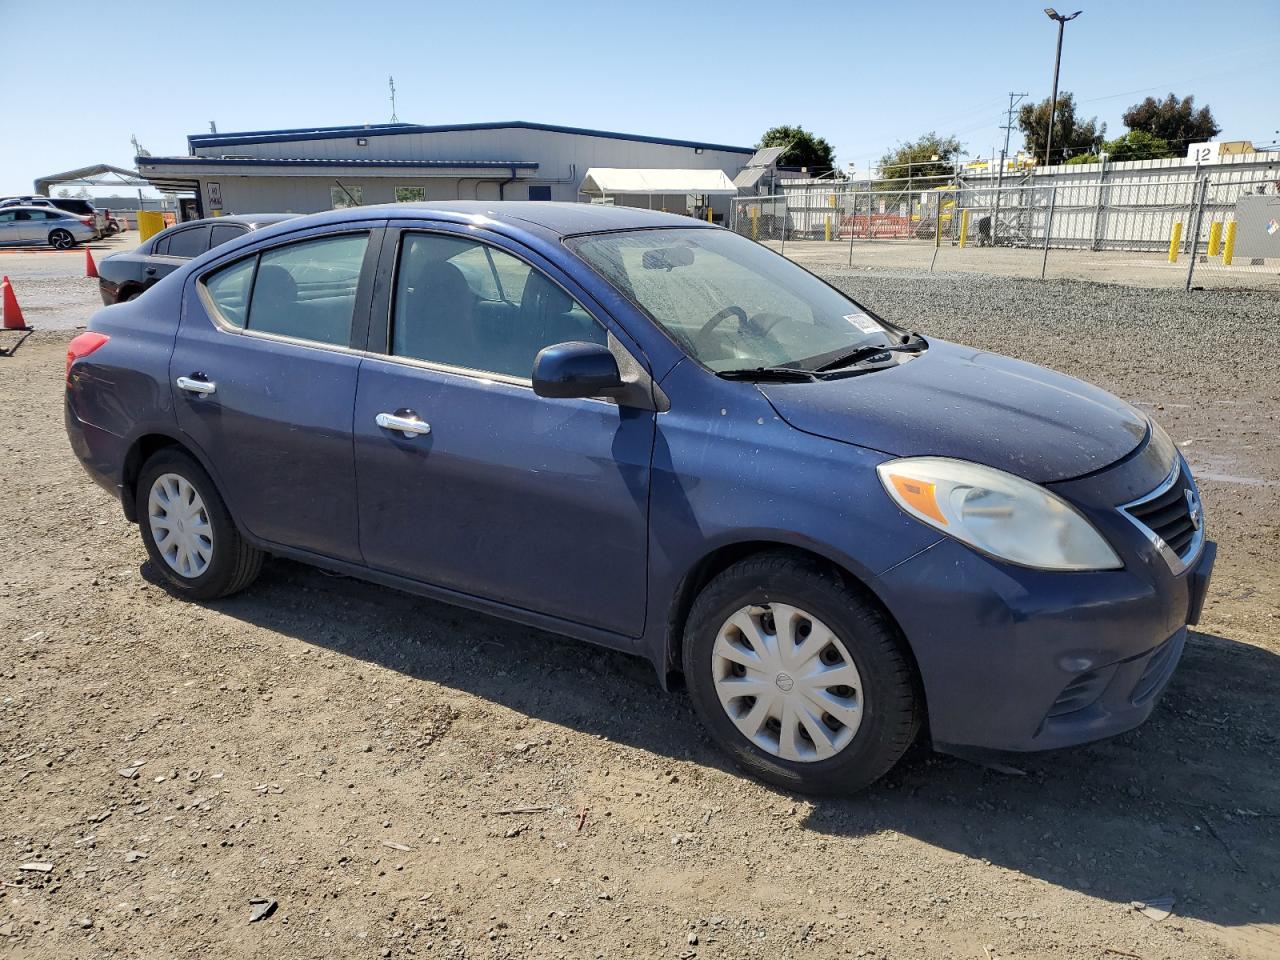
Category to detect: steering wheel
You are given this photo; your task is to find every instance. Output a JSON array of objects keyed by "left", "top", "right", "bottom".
[{"left": 697, "top": 305, "right": 748, "bottom": 343}]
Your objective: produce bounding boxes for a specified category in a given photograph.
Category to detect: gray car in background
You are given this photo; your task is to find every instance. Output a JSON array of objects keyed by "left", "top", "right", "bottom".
[{"left": 0, "top": 205, "right": 97, "bottom": 249}]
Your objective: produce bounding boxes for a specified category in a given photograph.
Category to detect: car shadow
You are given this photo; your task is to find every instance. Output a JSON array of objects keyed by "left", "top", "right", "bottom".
[{"left": 159, "top": 556, "right": 1280, "bottom": 932}]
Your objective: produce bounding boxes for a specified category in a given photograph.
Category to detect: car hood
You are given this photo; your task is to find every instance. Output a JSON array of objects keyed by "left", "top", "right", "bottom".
[{"left": 759, "top": 339, "right": 1149, "bottom": 483}]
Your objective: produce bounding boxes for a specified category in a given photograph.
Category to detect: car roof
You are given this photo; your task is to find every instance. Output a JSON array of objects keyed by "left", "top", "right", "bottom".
[
  {"left": 0, "top": 205, "right": 72, "bottom": 215},
  {"left": 282, "top": 201, "right": 717, "bottom": 239},
  {"left": 180, "top": 213, "right": 300, "bottom": 229}
]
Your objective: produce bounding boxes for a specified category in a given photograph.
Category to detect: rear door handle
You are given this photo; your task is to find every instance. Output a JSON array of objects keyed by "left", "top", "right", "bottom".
[
  {"left": 375, "top": 411, "right": 431, "bottom": 438},
  {"left": 176, "top": 376, "right": 216, "bottom": 396},
  {"left": 144, "top": 267, "right": 157, "bottom": 275}
]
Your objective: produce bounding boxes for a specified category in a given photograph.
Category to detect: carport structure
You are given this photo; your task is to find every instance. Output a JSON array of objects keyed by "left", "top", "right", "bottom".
[
  {"left": 578, "top": 167, "right": 739, "bottom": 213},
  {"left": 31, "top": 163, "right": 151, "bottom": 197}
]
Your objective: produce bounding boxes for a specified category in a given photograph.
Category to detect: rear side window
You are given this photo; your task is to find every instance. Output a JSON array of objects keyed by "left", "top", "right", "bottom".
[
  {"left": 209, "top": 224, "right": 246, "bottom": 250},
  {"left": 245, "top": 233, "right": 368, "bottom": 347},
  {"left": 165, "top": 227, "right": 210, "bottom": 258}
]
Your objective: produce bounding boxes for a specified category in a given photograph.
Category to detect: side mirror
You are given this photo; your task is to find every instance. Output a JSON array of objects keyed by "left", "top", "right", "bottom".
[{"left": 532, "top": 341, "right": 624, "bottom": 399}]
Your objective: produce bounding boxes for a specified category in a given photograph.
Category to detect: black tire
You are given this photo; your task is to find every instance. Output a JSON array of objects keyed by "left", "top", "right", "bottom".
[
  {"left": 49, "top": 228, "right": 76, "bottom": 250},
  {"left": 136, "top": 449, "right": 263, "bottom": 601},
  {"left": 682, "top": 552, "right": 921, "bottom": 795}
]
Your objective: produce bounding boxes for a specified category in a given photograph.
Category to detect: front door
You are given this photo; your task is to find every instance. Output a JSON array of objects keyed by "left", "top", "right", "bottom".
[
  {"left": 353, "top": 227, "right": 653, "bottom": 637},
  {"left": 171, "top": 224, "right": 383, "bottom": 562}
]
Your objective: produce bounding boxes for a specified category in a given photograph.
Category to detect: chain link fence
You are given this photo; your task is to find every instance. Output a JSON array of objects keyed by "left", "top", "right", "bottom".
[{"left": 732, "top": 173, "right": 1280, "bottom": 292}]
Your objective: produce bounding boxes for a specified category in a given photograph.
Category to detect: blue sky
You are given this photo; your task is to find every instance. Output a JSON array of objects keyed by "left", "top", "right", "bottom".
[{"left": 3, "top": 0, "right": 1277, "bottom": 195}]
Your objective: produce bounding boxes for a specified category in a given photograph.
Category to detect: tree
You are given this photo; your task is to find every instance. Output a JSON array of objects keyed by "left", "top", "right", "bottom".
[
  {"left": 876, "top": 132, "right": 963, "bottom": 188},
  {"left": 1122, "top": 93, "right": 1219, "bottom": 149},
  {"left": 1102, "top": 129, "right": 1175, "bottom": 162},
  {"left": 1064, "top": 129, "right": 1175, "bottom": 165},
  {"left": 1018, "top": 92, "right": 1104, "bottom": 164},
  {"left": 757, "top": 125, "right": 835, "bottom": 176}
]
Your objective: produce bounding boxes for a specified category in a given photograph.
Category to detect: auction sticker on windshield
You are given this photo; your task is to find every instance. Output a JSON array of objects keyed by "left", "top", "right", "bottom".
[{"left": 844, "top": 312, "right": 882, "bottom": 335}]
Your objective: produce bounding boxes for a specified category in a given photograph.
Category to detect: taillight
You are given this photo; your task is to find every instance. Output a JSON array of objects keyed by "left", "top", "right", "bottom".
[
  {"left": 66, "top": 331, "right": 109, "bottom": 382},
  {"left": 80, "top": 217, "right": 94, "bottom": 227}
]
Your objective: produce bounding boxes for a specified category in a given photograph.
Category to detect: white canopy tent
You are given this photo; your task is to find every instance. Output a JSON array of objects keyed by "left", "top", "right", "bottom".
[{"left": 579, "top": 167, "right": 739, "bottom": 200}]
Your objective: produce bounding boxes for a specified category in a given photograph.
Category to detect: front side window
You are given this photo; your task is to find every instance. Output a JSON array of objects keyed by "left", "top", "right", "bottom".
[
  {"left": 392, "top": 233, "right": 606, "bottom": 378},
  {"left": 331, "top": 185, "right": 363, "bottom": 209},
  {"left": 246, "top": 233, "right": 369, "bottom": 346},
  {"left": 568, "top": 228, "right": 893, "bottom": 372},
  {"left": 164, "top": 227, "right": 210, "bottom": 258},
  {"left": 209, "top": 224, "right": 246, "bottom": 249}
]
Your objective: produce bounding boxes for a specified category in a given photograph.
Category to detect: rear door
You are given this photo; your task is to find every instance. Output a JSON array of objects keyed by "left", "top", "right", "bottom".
[
  {"left": 171, "top": 221, "right": 385, "bottom": 561},
  {"left": 148, "top": 225, "right": 212, "bottom": 285},
  {"left": 0, "top": 211, "right": 19, "bottom": 244}
]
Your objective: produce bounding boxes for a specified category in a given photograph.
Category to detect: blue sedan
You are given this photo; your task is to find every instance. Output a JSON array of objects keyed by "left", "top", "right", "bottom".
[{"left": 64, "top": 202, "right": 1214, "bottom": 793}]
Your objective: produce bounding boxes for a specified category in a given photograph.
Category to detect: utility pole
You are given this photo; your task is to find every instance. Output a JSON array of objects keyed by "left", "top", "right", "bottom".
[
  {"left": 998, "top": 92, "right": 1027, "bottom": 182},
  {"left": 388, "top": 75, "right": 398, "bottom": 123},
  {"left": 1043, "top": 8, "right": 1082, "bottom": 168},
  {"left": 209, "top": 121, "right": 217, "bottom": 134},
  {"left": 992, "top": 92, "right": 1027, "bottom": 246}
]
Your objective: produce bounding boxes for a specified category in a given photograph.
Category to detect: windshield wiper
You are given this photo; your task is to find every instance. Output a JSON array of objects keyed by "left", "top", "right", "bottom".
[
  {"left": 716, "top": 366, "right": 818, "bottom": 383},
  {"left": 811, "top": 337, "right": 927, "bottom": 373}
]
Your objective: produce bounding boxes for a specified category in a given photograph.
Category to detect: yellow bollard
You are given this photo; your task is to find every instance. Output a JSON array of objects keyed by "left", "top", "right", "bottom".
[
  {"left": 1223, "top": 221, "right": 1237, "bottom": 265},
  {"left": 750, "top": 206, "right": 759, "bottom": 241},
  {"left": 958, "top": 209, "right": 970, "bottom": 248},
  {"left": 137, "top": 210, "right": 165, "bottom": 242},
  {"left": 1207, "top": 221, "right": 1222, "bottom": 258},
  {"left": 1167, "top": 221, "right": 1183, "bottom": 263},
  {"left": 824, "top": 215, "right": 832, "bottom": 242},
  {"left": 706, "top": 206, "right": 713, "bottom": 224}
]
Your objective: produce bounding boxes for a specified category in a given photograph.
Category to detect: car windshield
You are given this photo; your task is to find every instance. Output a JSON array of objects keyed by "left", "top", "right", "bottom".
[{"left": 566, "top": 227, "right": 894, "bottom": 372}]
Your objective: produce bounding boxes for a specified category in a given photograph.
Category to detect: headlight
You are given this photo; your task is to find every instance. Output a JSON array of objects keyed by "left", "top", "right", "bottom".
[{"left": 877, "top": 457, "right": 1122, "bottom": 571}]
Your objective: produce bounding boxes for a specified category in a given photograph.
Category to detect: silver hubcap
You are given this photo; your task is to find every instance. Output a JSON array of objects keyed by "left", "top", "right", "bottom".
[
  {"left": 52, "top": 231, "right": 71, "bottom": 249},
  {"left": 712, "top": 603, "right": 864, "bottom": 762},
  {"left": 148, "top": 473, "right": 214, "bottom": 578}
]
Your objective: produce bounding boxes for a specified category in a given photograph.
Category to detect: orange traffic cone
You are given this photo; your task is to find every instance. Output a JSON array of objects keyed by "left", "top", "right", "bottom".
[
  {"left": 2, "top": 276, "right": 31, "bottom": 331},
  {"left": 85, "top": 248, "right": 99, "bottom": 279}
]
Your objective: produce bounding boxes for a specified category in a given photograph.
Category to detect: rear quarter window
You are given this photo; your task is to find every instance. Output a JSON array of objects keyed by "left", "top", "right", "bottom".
[{"left": 202, "top": 257, "right": 256, "bottom": 329}]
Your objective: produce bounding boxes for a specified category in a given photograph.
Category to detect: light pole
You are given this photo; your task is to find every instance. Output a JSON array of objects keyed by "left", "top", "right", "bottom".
[{"left": 1042, "top": 8, "right": 1081, "bottom": 168}]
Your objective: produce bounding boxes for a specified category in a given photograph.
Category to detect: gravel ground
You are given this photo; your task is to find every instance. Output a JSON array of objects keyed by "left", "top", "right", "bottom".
[{"left": 1, "top": 268, "right": 1277, "bottom": 960}]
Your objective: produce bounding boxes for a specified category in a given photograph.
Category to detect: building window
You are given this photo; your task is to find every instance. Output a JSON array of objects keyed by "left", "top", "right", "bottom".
[
  {"left": 528, "top": 185, "right": 552, "bottom": 201},
  {"left": 330, "top": 185, "right": 364, "bottom": 209},
  {"left": 395, "top": 186, "right": 426, "bottom": 203}
]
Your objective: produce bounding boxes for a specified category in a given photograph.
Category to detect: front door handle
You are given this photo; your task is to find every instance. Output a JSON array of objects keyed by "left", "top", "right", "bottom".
[
  {"left": 176, "top": 376, "right": 217, "bottom": 396},
  {"left": 375, "top": 411, "right": 431, "bottom": 438},
  {"left": 144, "top": 267, "right": 157, "bottom": 276}
]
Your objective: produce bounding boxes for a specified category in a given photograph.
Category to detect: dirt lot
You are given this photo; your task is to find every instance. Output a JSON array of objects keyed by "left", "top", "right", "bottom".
[{"left": 1, "top": 269, "right": 1277, "bottom": 960}]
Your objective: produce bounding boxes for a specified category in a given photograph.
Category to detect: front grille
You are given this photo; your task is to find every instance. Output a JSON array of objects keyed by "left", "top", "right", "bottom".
[{"left": 1121, "top": 464, "right": 1201, "bottom": 563}]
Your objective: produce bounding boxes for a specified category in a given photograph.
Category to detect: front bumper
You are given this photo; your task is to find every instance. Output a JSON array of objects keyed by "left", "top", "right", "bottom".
[{"left": 873, "top": 532, "right": 1215, "bottom": 754}]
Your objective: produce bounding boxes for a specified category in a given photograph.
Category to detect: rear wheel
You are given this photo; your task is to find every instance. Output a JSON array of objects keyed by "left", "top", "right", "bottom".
[
  {"left": 136, "top": 449, "right": 262, "bottom": 600},
  {"left": 682, "top": 553, "right": 921, "bottom": 794},
  {"left": 49, "top": 229, "right": 76, "bottom": 250}
]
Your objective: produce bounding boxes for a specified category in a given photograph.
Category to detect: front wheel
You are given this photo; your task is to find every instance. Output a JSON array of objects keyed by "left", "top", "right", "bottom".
[
  {"left": 49, "top": 229, "right": 76, "bottom": 250},
  {"left": 136, "top": 449, "right": 263, "bottom": 600},
  {"left": 682, "top": 553, "right": 921, "bottom": 794}
]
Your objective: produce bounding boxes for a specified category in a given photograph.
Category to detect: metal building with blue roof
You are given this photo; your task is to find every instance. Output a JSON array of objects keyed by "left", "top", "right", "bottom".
[{"left": 135, "top": 121, "right": 754, "bottom": 221}]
